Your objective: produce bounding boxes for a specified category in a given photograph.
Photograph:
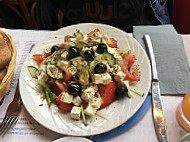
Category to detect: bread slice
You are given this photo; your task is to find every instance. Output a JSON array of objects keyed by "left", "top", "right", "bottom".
[
  {"left": 0, "top": 68, "right": 6, "bottom": 84},
  {"left": 0, "top": 31, "right": 16, "bottom": 102},
  {"left": 0, "top": 34, "right": 12, "bottom": 69}
]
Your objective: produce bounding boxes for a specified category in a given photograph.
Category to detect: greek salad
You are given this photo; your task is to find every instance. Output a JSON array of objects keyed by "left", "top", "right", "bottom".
[{"left": 28, "top": 29, "right": 143, "bottom": 125}]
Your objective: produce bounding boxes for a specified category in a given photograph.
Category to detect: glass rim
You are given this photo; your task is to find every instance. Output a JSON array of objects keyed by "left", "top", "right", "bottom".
[{"left": 176, "top": 103, "right": 190, "bottom": 132}]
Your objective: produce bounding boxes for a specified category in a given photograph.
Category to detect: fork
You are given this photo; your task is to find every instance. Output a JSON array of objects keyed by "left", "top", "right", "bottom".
[{"left": 0, "top": 82, "right": 22, "bottom": 136}]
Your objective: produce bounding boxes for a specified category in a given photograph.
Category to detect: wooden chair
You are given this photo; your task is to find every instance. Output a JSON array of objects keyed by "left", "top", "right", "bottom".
[{"left": 1, "top": 0, "right": 38, "bottom": 29}]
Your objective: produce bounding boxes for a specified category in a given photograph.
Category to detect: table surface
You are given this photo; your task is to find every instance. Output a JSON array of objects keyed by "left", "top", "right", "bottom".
[{"left": 0, "top": 28, "right": 189, "bottom": 142}]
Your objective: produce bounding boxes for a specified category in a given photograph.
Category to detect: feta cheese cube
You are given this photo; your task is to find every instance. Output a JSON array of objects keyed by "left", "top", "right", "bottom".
[
  {"left": 92, "top": 46, "right": 97, "bottom": 51},
  {"left": 71, "top": 57, "right": 85, "bottom": 70},
  {"left": 73, "top": 96, "right": 82, "bottom": 106},
  {"left": 107, "top": 47, "right": 123, "bottom": 66},
  {"left": 102, "top": 73, "right": 112, "bottom": 84},
  {"left": 114, "top": 71, "right": 126, "bottom": 83},
  {"left": 83, "top": 34, "right": 88, "bottom": 41},
  {"left": 69, "top": 37, "right": 77, "bottom": 42},
  {"left": 67, "top": 65, "right": 77, "bottom": 75},
  {"left": 60, "top": 92, "right": 73, "bottom": 104},
  {"left": 38, "top": 71, "right": 49, "bottom": 82},
  {"left": 88, "top": 84, "right": 98, "bottom": 93},
  {"left": 61, "top": 51, "right": 68, "bottom": 60},
  {"left": 64, "top": 42, "right": 75, "bottom": 48},
  {"left": 81, "top": 87, "right": 95, "bottom": 102},
  {"left": 114, "top": 53, "right": 123, "bottom": 66},
  {"left": 92, "top": 73, "right": 112, "bottom": 85},
  {"left": 38, "top": 65, "right": 49, "bottom": 82},
  {"left": 90, "top": 98, "right": 102, "bottom": 109},
  {"left": 70, "top": 106, "right": 81, "bottom": 120},
  {"left": 84, "top": 104, "right": 97, "bottom": 116},
  {"left": 44, "top": 46, "right": 51, "bottom": 56},
  {"left": 108, "top": 46, "right": 117, "bottom": 55},
  {"left": 39, "top": 65, "right": 47, "bottom": 72},
  {"left": 57, "top": 60, "right": 70, "bottom": 70}
]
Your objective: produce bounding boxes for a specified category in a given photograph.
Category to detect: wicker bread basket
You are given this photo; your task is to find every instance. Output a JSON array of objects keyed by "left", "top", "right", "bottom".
[{"left": 0, "top": 30, "right": 17, "bottom": 101}]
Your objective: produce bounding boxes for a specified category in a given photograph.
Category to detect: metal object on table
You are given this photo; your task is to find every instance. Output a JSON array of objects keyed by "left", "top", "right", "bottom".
[
  {"left": 0, "top": 82, "right": 22, "bottom": 136},
  {"left": 143, "top": 34, "right": 168, "bottom": 142},
  {"left": 0, "top": 43, "right": 35, "bottom": 136}
]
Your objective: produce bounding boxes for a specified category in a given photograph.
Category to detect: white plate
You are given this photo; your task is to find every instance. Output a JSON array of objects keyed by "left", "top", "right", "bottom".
[
  {"left": 177, "top": 133, "right": 190, "bottom": 142},
  {"left": 53, "top": 137, "right": 92, "bottom": 142},
  {"left": 19, "top": 23, "right": 151, "bottom": 136}
]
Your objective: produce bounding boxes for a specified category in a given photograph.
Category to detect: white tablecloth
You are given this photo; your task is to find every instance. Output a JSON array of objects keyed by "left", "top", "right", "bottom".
[{"left": 0, "top": 28, "right": 188, "bottom": 142}]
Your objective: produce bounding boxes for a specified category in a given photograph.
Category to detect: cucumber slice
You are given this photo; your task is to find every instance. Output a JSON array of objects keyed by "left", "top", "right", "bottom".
[
  {"left": 46, "top": 63, "right": 63, "bottom": 79},
  {"left": 96, "top": 111, "right": 109, "bottom": 119},
  {"left": 128, "top": 91, "right": 134, "bottom": 98},
  {"left": 89, "top": 52, "right": 115, "bottom": 74},
  {"left": 102, "top": 52, "right": 116, "bottom": 65},
  {"left": 130, "top": 88, "right": 144, "bottom": 97},
  {"left": 75, "top": 41, "right": 88, "bottom": 51},
  {"left": 78, "top": 64, "right": 90, "bottom": 86},
  {"left": 27, "top": 66, "right": 39, "bottom": 79},
  {"left": 36, "top": 80, "right": 57, "bottom": 107},
  {"left": 50, "top": 50, "right": 64, "bottom": 65},
  {"left": 94, "top": 52, "right": 116, "bottom": 66},
  {"left": 89, "top": 60, "right": 98, "bottom": 74},
  {"left": 81, "top": 106, "right": 87, "bottom": 126}
]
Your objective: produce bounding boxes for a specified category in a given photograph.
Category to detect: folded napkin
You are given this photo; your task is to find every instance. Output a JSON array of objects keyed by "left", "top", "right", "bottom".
[{"left": 133, "top": 25, "right": 190, "bottom": 95}]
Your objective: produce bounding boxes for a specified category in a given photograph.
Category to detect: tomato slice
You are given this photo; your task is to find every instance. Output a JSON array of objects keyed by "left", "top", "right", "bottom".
[
  {"left": 122, "top": 64, "right": 141, "bottom": 81},
  {"left": 125, "top": 69, "right": 140, "bottom": 81},
  {"left": 56, "top": 94, "right": 73, "bottom": 112},
  {"left": 56, "top": 80, "right": 68, "bottom": 92},
  {"left": 44, "top": 52, "right": 52, "bottom": 57},
  {"left": 32, "top": 54, "right": 45, "bottom": 63},
  {"left": 62, "top": 67, "right": 73, "bottom": 82},
  {"left": 122, "top": 52, "right": 136, "bottom": 68},
  {"left": 59, "top": 45, "right": 65, "bottom": 49},
  {"left": 87, "top": 28, "right": 100, "bottom": 36},
  {"left": 107, "top": 38, "right": 117, "bottom": 48},
  {"left": 99, "top": 80, "right": 117, "bottom": 109},
  {"left": 121, "top": 52, "right": 140, "bottom": 81},
  {"left": 51, "top": 83, "right": 62, "bottom": 96}
]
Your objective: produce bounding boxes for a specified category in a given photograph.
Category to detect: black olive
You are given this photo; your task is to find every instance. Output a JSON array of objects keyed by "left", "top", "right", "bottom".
[
  {"left": 115, "top": 85, "right": 128, "bottom": 97},
  {"left": 51, "top": 45, "right": 60, "bottom": 53},
  {"left": 94, "top": 63, "right": 107, "bottom": 74},
  {"left": 68, "top": 46, "right": 79, "bottom": 59},
  {"left": 97, "top": 43, "right": 107, "bottom": 54},
  {"left": 83, "top": 50, "right": 94, "bottom": 61},
  {"left": 67, "top": 83, "right": 82, "bottom": 97}
]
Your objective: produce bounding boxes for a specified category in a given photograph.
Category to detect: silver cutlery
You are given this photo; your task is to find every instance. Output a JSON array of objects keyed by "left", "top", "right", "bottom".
[
  {"left": 0, "top": 82, "right": 22, "bottom": 136},
  {"left": 143, "top": 34, "right": 168, "bottom": 142}
]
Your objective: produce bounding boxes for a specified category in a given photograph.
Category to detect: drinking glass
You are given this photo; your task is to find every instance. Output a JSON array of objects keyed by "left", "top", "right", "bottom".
[{"left": 176, "top": 90, "right": 190, "bottom": 132}]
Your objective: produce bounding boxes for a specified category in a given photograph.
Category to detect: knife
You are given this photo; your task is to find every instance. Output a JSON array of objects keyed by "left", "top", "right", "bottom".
[{"left": 143, "top": 34, "right": 168, "bottom": 142}]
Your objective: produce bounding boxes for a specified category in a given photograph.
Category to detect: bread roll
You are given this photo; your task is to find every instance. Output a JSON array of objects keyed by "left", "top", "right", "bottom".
[
  {"left": 0, "top": 30, "right": 16, "bottom": 102},
  {"left": 0, "top": 68, "right": 6, "bottom": 84},
  {"left": 0, "top": 34, "right": 12, "bottom": 69}
]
